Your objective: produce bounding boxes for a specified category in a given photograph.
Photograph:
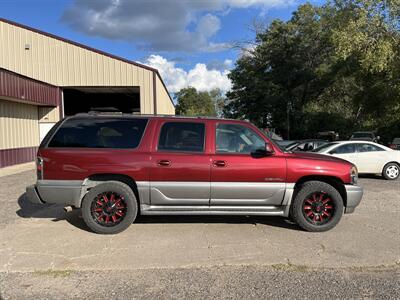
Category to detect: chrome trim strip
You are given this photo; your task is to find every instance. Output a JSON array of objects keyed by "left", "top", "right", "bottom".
[
  {"left": 211, "top": 182, "right": 286, "bottom": 206},
  {"left": 150, "top": 181, "right": 210, "bottom": 205},
  {"left": 282, "top": 185, "right": 295, "bottom": 217},
  {"left": 137, "top": 181, "right": 150, "bottom": 205},
  {"left": 140, "top": 204, "right": 285, "bottom": 216}
]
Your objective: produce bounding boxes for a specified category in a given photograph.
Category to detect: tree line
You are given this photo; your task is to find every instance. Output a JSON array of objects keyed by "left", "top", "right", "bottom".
[{"left": 175, "top": 0, "right": 400, "bottom": 142}]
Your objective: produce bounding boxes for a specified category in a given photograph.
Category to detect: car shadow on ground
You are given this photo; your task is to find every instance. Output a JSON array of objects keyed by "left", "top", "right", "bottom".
[
  {"left": 358, "top": 174, "right": 386, "bottom": 180},
  {"left": 16, "top": 192, "right": 301, "bottom": 233},
  {"left": 135, "top": 215, "right": 301, "bottom": 230},
  {"left": 16, "top": 193, "right": 92, "bottom": 232}
]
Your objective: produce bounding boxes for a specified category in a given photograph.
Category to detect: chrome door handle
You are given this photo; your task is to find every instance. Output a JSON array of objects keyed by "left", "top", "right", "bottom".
[
  {"left": 157, "top": 160, "right": 171, "bottom": 167},
  {"left": 213, "top": 160, "right": 226, "bottom": 167}
]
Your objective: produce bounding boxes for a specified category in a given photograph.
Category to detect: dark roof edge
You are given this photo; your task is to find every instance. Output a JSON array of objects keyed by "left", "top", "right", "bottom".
[{"left": 0, "top": 18, "right": 174, "bottom": 106}]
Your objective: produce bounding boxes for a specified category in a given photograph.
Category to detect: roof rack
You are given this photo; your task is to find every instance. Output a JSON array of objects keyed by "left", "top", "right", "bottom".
[{"left": 88, "top": 107, "right": 122, "bottom": 115}]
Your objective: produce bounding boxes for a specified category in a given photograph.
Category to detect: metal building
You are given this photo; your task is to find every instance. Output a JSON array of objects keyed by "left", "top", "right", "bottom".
[{"left": 0, "top": 18, "right": 175, "bottom": 168}]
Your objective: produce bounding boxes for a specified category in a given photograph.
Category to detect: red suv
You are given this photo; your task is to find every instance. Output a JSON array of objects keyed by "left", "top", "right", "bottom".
[{"left": 26, "top": 114, "right": 363, "bottom": 234}]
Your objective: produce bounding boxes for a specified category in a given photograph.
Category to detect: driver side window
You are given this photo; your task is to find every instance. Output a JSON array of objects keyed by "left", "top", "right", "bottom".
[{"left": 216, "top": 123, "right": 265, "bottom": 154}]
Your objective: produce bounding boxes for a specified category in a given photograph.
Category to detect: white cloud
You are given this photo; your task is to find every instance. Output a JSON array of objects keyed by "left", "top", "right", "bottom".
[
  {"left": 62, "top": 0, "right": 296, "bottom": 52},
  {"left": 146, "top": 55, "right": 232, "bottom": 93}
]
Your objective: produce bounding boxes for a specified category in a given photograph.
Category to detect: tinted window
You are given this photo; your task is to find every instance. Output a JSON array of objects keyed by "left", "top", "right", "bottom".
[
  {"left": 48, "top": 118, "right": 148, "bottom": 149},
  {"left": 216, "top": 123, "right": 265, "bottom": 154},
  {"left": 352, "top": 132, "right": 373, "bottom": 138},
  {"left": 356, "top": 143, "right": 384, "bottom": 152},
  {"left": 331, "top": 144, "right": 356, "bottom": 154},
  {"left": 312, "top": 142, "right": 338, "bottom": 152},
  {"left": 158, "top": 122, "right": 205, "bottom": 152}
]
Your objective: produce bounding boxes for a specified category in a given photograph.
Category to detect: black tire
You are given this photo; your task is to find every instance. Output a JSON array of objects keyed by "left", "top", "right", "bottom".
[
  {"left": 382, "top": 163, "right": 400, "bottom": 180},
  {"left": 291, "top": 181, "right": 343, "bottom": 232},
  {"left": 81, "top": 181, "right": 138, "bottom": 234}
]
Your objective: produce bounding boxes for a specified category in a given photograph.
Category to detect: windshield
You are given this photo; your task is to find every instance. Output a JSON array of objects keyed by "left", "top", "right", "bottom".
[
  {"left": 352, "top": 132, "right": 373, "bottom": 138},
  {"left": 311, "top": 142, "right": 338, "bottom": 152}
]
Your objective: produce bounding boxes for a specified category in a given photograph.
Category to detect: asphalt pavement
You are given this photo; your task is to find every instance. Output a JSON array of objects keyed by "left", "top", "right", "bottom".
[{"left": 0, "top": 170, "right": 399, "bottom": 299}]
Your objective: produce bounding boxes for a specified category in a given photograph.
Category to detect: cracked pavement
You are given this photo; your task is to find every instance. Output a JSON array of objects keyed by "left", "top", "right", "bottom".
[{"left": 0, "top": 170, "right": 399, "bottom": 298}]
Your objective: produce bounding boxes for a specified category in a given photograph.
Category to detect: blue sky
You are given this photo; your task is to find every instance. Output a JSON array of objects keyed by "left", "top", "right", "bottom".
[{"left": 1, "top": 0, "right": 325, "bottom": 93}]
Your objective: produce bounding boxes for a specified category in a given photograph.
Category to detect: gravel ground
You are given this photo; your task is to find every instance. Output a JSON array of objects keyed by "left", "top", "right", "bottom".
[
  {"left": 1, "top": 266, "right": 399, "bottom": 300},
  {"left": 0, "top": 170, "right": 399, "bottom": 299}
]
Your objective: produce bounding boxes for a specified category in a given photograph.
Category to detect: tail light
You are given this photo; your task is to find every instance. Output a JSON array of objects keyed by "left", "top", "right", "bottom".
[
  {"left": 350, "top": 165, "right": 358, "bottom": 184},
  {"left": 36, "top": 156, "right": 44, "bottom": 180}
]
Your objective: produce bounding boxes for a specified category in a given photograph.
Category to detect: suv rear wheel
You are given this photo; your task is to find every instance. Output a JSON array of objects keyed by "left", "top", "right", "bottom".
[
  {"left": 81, "top": 181, "right": 138, "bottom": 234},
  {"left": 291, "top": 181, "right": 343, "bottom": 232}
]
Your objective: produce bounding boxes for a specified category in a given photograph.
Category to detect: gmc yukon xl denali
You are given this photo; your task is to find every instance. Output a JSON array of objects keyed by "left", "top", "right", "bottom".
[{"left": 27, "top": 114, "right": 363, "bottom": 234}]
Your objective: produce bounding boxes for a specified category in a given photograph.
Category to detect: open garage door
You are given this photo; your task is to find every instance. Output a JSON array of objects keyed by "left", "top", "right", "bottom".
[{"left": 63, "top": 87, "right": 140, "bottom": 116}]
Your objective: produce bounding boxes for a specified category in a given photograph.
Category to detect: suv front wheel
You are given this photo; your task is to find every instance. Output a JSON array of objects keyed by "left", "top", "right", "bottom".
[
  {"left": 81, "top": 181, "right": 138, "bottom": 234},
  {"left": 291, "top": 181, "right": 343, "bottom": 232}
]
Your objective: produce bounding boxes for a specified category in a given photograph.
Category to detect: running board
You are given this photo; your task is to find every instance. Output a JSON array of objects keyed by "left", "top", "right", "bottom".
[{"left": 140, "top": 204, "right": 286, "bottom": 216}]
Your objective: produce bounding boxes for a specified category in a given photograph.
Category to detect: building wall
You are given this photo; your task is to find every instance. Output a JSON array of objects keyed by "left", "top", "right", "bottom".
[
  {"left": 38, "top": 106, "right": 59, "bottom": 123},
  {"left": 156, "top": 75, "right": 175, "bottom": 115},
  {"left": 0, "top": 99, "right": 40, "bottom": 150},
  {"left": 0, "top": 20, "right": 174, "bottom": 115}
]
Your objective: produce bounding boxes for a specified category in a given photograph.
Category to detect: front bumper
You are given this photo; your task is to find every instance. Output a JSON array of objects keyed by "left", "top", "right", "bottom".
[{"left": 344, "top": 184, "right": 363, "bottom": 214}]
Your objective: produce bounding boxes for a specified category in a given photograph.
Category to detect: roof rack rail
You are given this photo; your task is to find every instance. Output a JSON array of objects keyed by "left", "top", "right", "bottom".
[{"left": 88, "top": 107, "right": 122, "bottom": 115}]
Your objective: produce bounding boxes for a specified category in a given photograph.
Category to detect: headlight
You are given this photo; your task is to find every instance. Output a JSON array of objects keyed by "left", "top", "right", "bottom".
[{"left": 350, "top": 165, "right": 358, "bottom": 184}]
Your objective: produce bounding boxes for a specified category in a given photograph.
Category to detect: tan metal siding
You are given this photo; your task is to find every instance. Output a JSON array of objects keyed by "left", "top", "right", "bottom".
[
  {"left": 38, "top": 106, "right": 59, "bottom": 123},
  {"left": 0, "top": 20, "right": 173, "bottom": 114},
  {"left": 0, "top": 99, "right": 39, "bottom": 149},
  {"left": 156, "top": 75, "right": 175, "bottom": 115}
]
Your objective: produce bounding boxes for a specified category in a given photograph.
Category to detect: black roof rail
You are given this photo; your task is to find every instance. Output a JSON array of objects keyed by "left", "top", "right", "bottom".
[{"left": 87, "top": 107, "right": 122, "bottom": 115}]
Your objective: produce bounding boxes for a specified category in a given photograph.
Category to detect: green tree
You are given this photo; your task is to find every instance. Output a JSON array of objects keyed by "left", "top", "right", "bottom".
[
  {"left": 175, "top": 87, "right": 218, "bottom": 116},
  {"left": 225, "top": 0, "right": 400, "bottom": 141}
]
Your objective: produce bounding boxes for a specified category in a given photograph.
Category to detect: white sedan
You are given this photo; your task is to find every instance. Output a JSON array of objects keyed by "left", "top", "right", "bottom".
[{"left": 314, "top": 141, "right": 400, "bottom": 180}]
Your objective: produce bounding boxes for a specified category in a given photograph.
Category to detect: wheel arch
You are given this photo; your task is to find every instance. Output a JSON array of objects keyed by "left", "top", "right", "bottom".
[
  {"left": 383, "top": 161, "right": 400, "bottom": 169},
  {"left": 294, "top": 175, "right": 347, "bottom": 208},
  {"left": 84, "top": 173, "right": 140, "bottom": 207}
]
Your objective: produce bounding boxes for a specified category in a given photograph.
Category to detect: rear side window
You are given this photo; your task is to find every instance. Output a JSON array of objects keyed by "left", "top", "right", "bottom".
[
  {"left": 356, "top": 143, "right": 384, "bottom": 152},
  {"left": 48, "top": 118, "right": 148, "bottom": 149},
  {"left": 158, "top": 122, "right": 205, "bottom": 152}
]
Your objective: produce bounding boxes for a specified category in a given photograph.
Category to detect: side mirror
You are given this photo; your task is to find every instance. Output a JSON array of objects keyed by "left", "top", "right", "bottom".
[
  {"left": 251, "top": 142, "right": 275, "bottom": 157},
  {"left": 265, "top": 142, "right": 275, "bottom": 155}
]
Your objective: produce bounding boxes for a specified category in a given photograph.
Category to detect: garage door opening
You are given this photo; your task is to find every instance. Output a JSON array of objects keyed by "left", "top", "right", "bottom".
[{"left": 63, "top": 87, "right": 140, "bottom": 116}]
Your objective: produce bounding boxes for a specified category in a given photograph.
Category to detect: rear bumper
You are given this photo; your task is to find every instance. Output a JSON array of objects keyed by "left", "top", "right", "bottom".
[
  {"left": 26, "top": 185, "right": 45, "bottom": 204},
  {"left": 344, "top": 184, "right": 363, "bottom": 214},
  {"left": 26, "top": 180, "right": 83, "bottom": 207}
]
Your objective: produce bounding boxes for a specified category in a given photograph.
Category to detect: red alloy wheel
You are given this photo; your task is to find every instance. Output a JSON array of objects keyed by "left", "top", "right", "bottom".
[
  {"left": 302, "top": 191, "right": 335, "bottom": 225},
  {"left": 90, "top": 192, "right": 127, "bottom": 227}
]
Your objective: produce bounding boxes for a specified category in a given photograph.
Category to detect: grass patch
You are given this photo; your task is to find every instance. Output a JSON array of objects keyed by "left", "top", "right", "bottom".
[
  {"left": 271, "top": 262, "right": 310, "bottom": 272},
  {"left": 33, "top": 269, "right": 72, "bottom": 278}
]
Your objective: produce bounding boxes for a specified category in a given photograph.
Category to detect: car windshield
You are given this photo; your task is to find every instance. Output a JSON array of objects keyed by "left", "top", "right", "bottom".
[
  {"left": 393, "top": 138, "right": 400, "bottom": 144},
  {"left": 311, "top": 142, "right": 339, "bottom": 152},
  {"left": 352, "top": 132, "right": 373, "bottom": 138}
]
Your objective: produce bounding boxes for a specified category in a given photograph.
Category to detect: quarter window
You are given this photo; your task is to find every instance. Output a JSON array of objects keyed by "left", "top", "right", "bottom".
[
  {"left": 216, "top": 123, "right": 265, "bottom": 154},
  {"left": 158, "top": 122, "right": 205, "bottom": 152},
  {"left": 330, "top": 144, "right": 356, "bottom": 154},
  {"left": 48, "top": 118, "right": 148, "bottom": 149}
]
